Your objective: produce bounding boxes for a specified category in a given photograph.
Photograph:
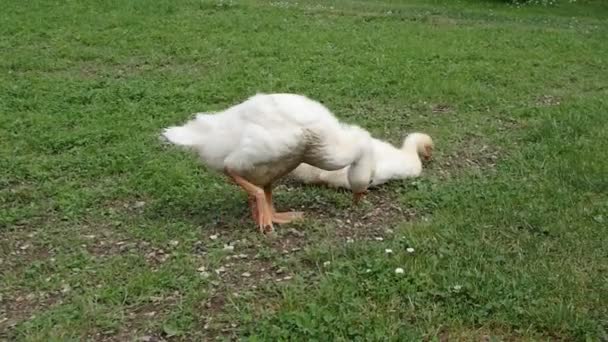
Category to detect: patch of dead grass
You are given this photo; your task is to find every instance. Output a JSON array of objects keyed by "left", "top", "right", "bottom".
[
  {"left": 434, "top": 135, "right": 502, "bottom": 178},
  {"left": 535, "top": 94, "right": 562, "bottom": 107}
]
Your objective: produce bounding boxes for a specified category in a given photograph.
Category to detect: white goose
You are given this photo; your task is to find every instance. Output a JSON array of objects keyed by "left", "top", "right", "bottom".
[
  {"left": 162, "top": 93, "right": 375, "bottom": 233},
  {"left": 290, "top": 132, "right": 433, "bottom": 189}
]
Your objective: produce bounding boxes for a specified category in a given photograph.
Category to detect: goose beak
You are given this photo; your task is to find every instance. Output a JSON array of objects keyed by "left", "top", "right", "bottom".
[
  {"left": 353, "top": 192, "right": 366, "bottom": 205},
  {"left": 423, "top": 146, "right": 433, "bottom": 161}
]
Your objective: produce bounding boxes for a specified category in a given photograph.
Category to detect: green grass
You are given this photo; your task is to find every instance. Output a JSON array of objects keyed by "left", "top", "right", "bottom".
[{"left": 1, "top": 0, "right": 607, "bottom": 340}]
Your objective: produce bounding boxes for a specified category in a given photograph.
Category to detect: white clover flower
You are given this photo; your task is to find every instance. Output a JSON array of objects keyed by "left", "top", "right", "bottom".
[{"left": 395, "top": 267, "right": 405, "bottom": 274}]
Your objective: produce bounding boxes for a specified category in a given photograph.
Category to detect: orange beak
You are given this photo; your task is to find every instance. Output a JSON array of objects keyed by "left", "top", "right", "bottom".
[
  {"left": 353, "top": 191, "right": 366, "bottom": 205},
  {"left": 423, "top": 146, "right": 433, "bottom": 161}
]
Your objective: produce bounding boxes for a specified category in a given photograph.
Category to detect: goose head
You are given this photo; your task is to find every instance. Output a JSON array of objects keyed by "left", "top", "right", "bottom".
[{"left": 402, "top": 133, "right": 434, "bottom": 161}]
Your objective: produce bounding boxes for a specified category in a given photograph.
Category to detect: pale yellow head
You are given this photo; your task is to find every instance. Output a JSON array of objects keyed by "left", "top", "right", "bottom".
[{"left": 402, "top": 133, "right": 434, "bottom": 161}]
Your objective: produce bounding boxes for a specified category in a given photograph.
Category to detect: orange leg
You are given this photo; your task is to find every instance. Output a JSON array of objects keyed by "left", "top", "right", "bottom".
[
  {"left": 264, "top": 186, "right": 304, "bottom": 224},
  {"left": 225, "top": 169, "right": 273, "bottom": 233}
]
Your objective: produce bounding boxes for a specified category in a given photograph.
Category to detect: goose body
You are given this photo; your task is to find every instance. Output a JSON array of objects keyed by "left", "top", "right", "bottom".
[
  {"left": 290, "top": 133, "right": 433, "bottom": 189},
  {"left": 162, "top": 93, "right": 375, "bottom": 232}
]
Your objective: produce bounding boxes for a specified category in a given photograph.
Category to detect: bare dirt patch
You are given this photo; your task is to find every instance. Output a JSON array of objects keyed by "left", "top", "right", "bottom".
[
  {"left": 430, "top": 103, "right": 455, "bottom": 115},
  {"left": 535, "top": 94, "right": 561, "bottom": 107},
  {"left": 0, "top": 289, "right": 65, "bottom": 336},
  {"left": 0, "top": 238, "right": 51, "bottom": 270},
  {"left": 315, "top": 191, "right": 418, "bottom": 240},
  {"left": 94, "top": 294, "right": 183, "bottom": 342},
  {"left": 434, "top": 135, "right": 502, "bottom": 177}
]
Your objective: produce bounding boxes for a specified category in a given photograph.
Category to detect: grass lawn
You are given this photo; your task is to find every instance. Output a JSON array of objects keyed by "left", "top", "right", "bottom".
[{"left": 1, "top": 0, "right": 607, "bottom": 340}]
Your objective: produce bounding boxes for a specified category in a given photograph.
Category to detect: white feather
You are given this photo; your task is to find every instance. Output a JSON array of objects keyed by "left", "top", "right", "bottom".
[
  {"left": 290, "top": 132, "right": 433, "bottom": 189},
  {"left": 162, "top": 93, "right": 375, "bottom": 190}
]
